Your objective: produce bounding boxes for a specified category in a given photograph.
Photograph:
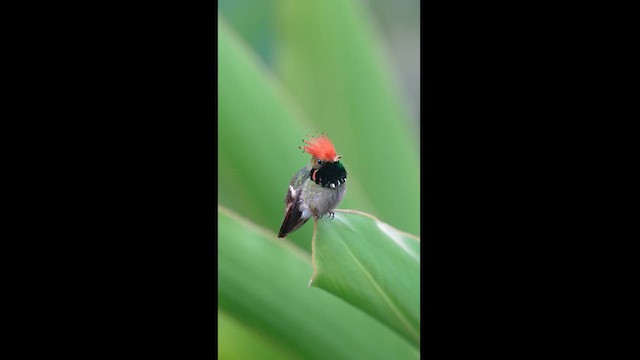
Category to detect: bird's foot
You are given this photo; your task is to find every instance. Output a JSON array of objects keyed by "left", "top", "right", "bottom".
[{"left": 328, "top": 211, "right": 335, "bottom": 219}]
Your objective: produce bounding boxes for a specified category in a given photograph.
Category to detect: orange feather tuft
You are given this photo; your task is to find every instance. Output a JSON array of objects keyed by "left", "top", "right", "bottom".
[{"left": 301, "top": 135, "right": 338, "bottom": 161}]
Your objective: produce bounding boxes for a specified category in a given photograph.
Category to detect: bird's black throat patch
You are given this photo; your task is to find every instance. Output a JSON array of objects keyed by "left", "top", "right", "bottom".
[{"left": 310, "top": 161, "right": 347, "bottom": 189}]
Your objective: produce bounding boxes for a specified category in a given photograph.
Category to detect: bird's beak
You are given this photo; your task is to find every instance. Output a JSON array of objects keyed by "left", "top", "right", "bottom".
[{"left": 334, "top": 155, "right": 342, "bottom": 162}]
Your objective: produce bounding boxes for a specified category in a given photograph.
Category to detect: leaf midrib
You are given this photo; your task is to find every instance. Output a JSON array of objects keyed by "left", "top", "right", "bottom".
[{"left": 336, "top": 236, "right": 419, "bottom": 344}]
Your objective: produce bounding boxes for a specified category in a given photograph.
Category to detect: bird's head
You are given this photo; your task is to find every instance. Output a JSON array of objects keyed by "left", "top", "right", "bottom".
[{"left": 298, "top": 134, "right": 347, "bottom": 189}]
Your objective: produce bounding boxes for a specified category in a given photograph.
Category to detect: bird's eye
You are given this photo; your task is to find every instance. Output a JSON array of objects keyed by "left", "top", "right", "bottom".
[{"left": 317, "top": 159, "right": 322, "bottom": 165}]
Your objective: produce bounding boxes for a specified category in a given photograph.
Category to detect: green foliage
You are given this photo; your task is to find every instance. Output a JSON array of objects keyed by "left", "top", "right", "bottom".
[
  {"left": 218, "top": 310, "right": 297, "bottom": 360},
  {"left": 218, "top": 15, "right": 320, "bottom": 249},
  {"left": 218, "top": 206, "right": 418, "bottom": 359},
  {"left": 311, "top": 209, "right": 420, "bottom": 347},
  {"left": 218, "top": 1, "right": 419, "bottom": 358}
]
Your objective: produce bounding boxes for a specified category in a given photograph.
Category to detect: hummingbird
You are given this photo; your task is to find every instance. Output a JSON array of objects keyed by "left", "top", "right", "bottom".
[{"left": 278, "top": 134, "right": 347, "bottom": 238}]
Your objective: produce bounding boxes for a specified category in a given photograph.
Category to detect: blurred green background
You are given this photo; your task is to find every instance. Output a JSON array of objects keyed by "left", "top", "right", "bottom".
[{"left": 218, "top": 0, "right": 420, "bottom": 358}]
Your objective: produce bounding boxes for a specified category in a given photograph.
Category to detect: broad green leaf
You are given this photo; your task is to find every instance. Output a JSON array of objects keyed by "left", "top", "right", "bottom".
[
  {"left": 218, "top": 15, "right": 373, "bottom": 249},
  {"left": 218, "top": 15, "right": 310, "bottom": 246},
  {"left": 310, "top": 209, "right": 420, "bottom": 347},
  {"left": 217, "top": 0, "right": 277, "bottom": 66},
  {"left": 218, "top": 205, "right": 419, "bottom": 360},
  {"left": 218, "top": 310, "right": 297, "bottom": 360},
  {"left": 274, "top": 0, "right": 420, "bottom": 236}
]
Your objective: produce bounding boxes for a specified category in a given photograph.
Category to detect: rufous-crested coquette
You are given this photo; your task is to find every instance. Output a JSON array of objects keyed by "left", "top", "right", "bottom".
[{"left": 278, "top": 135, "right": 347, "bottom": 238}]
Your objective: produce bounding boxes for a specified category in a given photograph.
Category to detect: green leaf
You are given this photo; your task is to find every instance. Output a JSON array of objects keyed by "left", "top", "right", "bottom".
[
  {"left": 274, "top": 0, "right": 421, "bottom": 236},
  {"left": 218, "top": 310, "right": 297, "bottom": 360},
  {"left": 310, "top": 209, "right": 420, "bottom": 347},
  {"left": 218, "top": 15, "right": 309, "bottom": 241},
  {"left": 218, "top": 205, "right": 419, "bottom": 360},
  {"left": 218, "top": 0, "right": 277, "bottom": 66}
]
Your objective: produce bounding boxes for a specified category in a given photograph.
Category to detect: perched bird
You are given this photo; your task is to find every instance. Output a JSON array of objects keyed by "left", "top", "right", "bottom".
[{"left": 278, "top": 134, "right": 347, "bottom": 238}]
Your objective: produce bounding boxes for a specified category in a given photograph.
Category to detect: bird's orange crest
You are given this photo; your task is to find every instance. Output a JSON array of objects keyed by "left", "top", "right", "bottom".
[{"left": 300, "top": 134, "right": 339, "bottom": 162}]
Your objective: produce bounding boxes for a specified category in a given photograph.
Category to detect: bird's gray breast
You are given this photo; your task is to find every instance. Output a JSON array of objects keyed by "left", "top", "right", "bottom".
[{"left": 304, "top": 180, "right": 346, "bottom": 215}]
